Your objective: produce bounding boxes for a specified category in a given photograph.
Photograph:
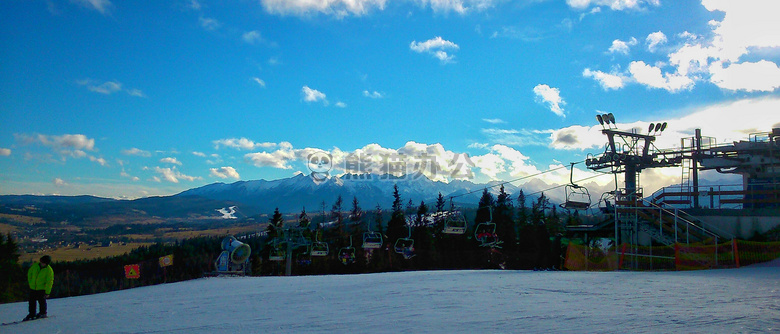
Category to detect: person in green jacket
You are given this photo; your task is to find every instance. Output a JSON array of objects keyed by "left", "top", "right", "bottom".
[{"left": 24, "top": 255, "right": 54, "bottom": 321}]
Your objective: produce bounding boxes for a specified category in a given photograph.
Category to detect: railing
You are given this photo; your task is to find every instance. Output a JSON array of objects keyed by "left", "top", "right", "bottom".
[{"left": 649, "top": 183, "right": 780, "bottom": 210}]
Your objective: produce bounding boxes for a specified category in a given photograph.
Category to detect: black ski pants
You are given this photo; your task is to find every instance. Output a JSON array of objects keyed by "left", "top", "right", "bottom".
[{"left": 28, "top": 289, "right": 47, "bottom": 316}]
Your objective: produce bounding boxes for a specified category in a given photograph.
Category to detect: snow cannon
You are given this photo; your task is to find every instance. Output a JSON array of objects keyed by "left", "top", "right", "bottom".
[
  {"left": 221, "top": 236, "right": 251, "bottom": 264},
  {"left": 213, "top": 236, "right": 251, "bottom": 275}
]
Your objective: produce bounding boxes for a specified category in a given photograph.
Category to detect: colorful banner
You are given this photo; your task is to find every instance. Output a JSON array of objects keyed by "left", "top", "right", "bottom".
[
  {"left": 124, "top": 264, "right": 140, "bottom": 279},
  {"left": 159, "top": 254, "right": 174, "bottom": 267}
]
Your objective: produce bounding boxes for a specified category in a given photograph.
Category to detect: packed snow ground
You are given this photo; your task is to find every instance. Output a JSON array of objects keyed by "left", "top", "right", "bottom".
[{"left": 2, "top": 265, "right": 779, "bottom": 333}]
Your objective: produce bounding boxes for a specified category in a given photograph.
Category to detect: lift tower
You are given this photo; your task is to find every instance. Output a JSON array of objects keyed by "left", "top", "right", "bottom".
[{"left": 585, "top": 114, "right": 682, "bottom": 202}]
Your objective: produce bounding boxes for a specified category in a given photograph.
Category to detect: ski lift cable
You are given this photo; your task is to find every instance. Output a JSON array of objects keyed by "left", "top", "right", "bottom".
[
  {"left": 447, "top": 160, "right": 585, "bottom": 201},
  {"left": 525, "top": 172, "right": 611, "bottom": 198}
]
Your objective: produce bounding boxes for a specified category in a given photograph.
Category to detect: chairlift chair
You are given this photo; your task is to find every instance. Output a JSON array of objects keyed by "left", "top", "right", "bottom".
[
  {"left": 443, "top": 211, "right": 467, "bottom": 235},
  {"left": 394, "top": 225, "right": 415, "bottom": 259},
  {"left": 269, "top": 242, "right": 285, "bottom": 261},
  {"left": 474, "top": 222, "right": 499, "bottom": 247},
  {"left": 338, "top": 236, "right": 356, "bottom": 265},
  {"left": 598, "top": 191, "right": 616, "bottom": 214},
  {"left": 310, "top": 231, "right": 329, "bottom": 256},
  {"left": 560, "top": 162, "right": 592, "bottom": 210},
  {"left": 362, "top": 231, "right": 383, "bottom": 249}
]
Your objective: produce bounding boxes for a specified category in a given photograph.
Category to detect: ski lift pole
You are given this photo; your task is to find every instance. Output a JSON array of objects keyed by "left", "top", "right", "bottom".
[{"left": 285, "top": 228, "right": 293, "bottom": 276}]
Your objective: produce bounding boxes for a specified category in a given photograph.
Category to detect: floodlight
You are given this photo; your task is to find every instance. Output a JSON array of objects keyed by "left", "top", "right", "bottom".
[
  {"left": 648, "top": 123, "right": 655, "bottom": 133},
  {"left": 660, "top": 122, "right": 667, "bottom": 132},
  {"left": 654, "top": 123, "right": 662, "bottom": 132},
  {"left": 607, "top": 113, "right": 615, "bottom": 124},
  {"left": 596, "top": 114, "right": 604, "bottom": 126}
]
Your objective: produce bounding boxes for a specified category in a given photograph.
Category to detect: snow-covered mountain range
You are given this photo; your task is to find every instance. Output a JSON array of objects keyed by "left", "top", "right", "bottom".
[{"left": 177, "top": 172, "right": 530, "bottom": 214}]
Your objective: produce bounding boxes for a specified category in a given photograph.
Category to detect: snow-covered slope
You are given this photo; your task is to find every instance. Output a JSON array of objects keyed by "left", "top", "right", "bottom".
[{"left": 2, "top": 267, "right": 778, "bottom": 333}]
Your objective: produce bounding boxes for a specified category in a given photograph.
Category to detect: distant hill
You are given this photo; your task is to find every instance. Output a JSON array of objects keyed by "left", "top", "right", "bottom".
[
  {"left": 0, "top": 173, "right": 552, "bottom": 224},
  {"left": 177, "top": 172, "right": 528, "bottom": 214}
]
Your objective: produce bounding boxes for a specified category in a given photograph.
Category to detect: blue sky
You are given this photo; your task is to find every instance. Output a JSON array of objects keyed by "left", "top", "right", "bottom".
[{"left": 1, "top": 0, "right": 779, "bottom": 199}]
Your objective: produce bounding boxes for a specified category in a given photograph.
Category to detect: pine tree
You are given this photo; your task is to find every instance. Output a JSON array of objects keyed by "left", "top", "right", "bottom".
[
  {"left": 416, "top": 201, "right": 428, "bottom": 227},
  {"left": 332, "top": 195, "right": 344, "bottom": 234},
  {"left": 475, "top": 188, "right": 495, "bottom": 224},
  {"left": 266, "top": 208, "right": 284, "bottom": 239},
  {"left": 0, "top": 233, "right": 24, "bottom": 302},
  {"left": 516, "top": 190, "right": 528, "bottom": 225},
  {"left": 495, "top": 185, "right": 516, "bottom": 251},
  {"left": 435, "top": 192, "right": 446, "bottom": 213},
  {"left": 350, "top": 196, "right": 363, "bottom": 224},
  {"left": 531, "top": 192, "right": 549, "bottom": 226},
  {"left": 387, "top": 184, "right": 406, "bottom": 245},
  {"left": 299, "top": 208, "right": 310, "bottom": 228}
]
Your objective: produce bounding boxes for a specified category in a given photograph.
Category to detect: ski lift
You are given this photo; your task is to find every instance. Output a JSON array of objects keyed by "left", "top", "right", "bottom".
[
  {"left": 310, "top": 231, "right": 329, "bottom": 257},
  {"left": 443, "top": 210, "right": 467, "bottom": 235},
  {"left": 362, "top": 231, "right": 383, "bottom": 249},
  {"left": 362, "top": 221, "right": 383, "bottom": 249},
  {"left": 598, "top": 191, "right": 616, "bottom": 214},
  {"left": 338, "top": 236, "right": 356, "bottom": 265},
  {"left": 560, "top": 162, "right": 592, "bottom": 210},
  {"left": 394, "top": 225, "right": 415, "bottom": 259},
  {"left": 269, "top": 240, "right": 285, "bottom": 261},
  {"left": 474, "top": 222, "right": 500, "bottom": 248}
]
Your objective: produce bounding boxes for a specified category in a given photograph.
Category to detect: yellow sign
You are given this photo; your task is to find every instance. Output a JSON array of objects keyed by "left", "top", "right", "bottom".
[{"left": 159, "top": 254, "right": 174, "bottom": 267}]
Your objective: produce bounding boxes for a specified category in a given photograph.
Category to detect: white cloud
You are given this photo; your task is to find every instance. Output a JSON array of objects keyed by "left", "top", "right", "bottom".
[
  {"left": 702, "top": 0, "right": 780, "bottom": 62},
  {"left": 488, "top": 144, "right": 539, "bottom": 178},
  {"left": 210, "top": 166, "right": 240, "bottom": 179},
  {"left": 199, "top": 16, "right": 220, "bottom": 31},
  {"left": 583, "top": 68, "right": 626, "bottom": 90},
  {"left": 532, "top": 84, "right": 566, "bottom": 117},
  {"left": 71, "top": 0, "right": 112, "bottom": 15},
  {"left": 122, "top": 148, "right": 151, "bottom": 157},
  {"left": 566, "top": 0, "right": 659, "bottom": 11},
  {"left": 89, "top": 156, "right": 108, "bottom": 166},
  {"left": 153, "top": 167, "right": 200, "bottom": 183},
  {"left": 667, "top": 43, "right": 715, "bottom": 76},
  {"left": 410, "top": 37, "right": 459, "bottom": 64},
  {"left": 546, "top": 97, "right": 780, "bottom": 153},
  {"left": 646, "top": 31, "right": 667, "bottom": 52},
  {"left": 126, "top": 88, "right": 146, "bottom": 98},
  {"left": 482, "top": 118, "right": 505, "bottom": 124},
  {"left": 549, "top": 124, "right": 606, "bottom": 150},
  {"left": 335, "top": 101, "right": 347, "bottom": 108},
  {"left": 252, "top": 77, "right": 266, "bottom": 88},
  {"left": 709, "top": 60, "right": 780, "bottom": 92},
  {"left": 301, "top": 86, "right": 327, "bottom": 104},
  {"left": 192, "top": 151, "right": 206, "bottom": 157},
  {"left": 160, "top": 157, "right": 182, "bottom": 165},
  {"left": 481, "top": 128, "right": 549, "bottom": 147},
  {"left": 363, "top": 90, "right": 383, "bottom": 98},
  {"left": 77, "top": 79, "right": 145, "bottom": 97},
  {"left": 244, "top": 144, "right": 296, "bottom": 169},
  {"left": 0, "top": 148, "right": 10, "bottom": 156},
  {"left": 53, "top": 178, "right": 68, "bottom": 187},
  {"left": 242, "top": 30, "right": 263, "bottom": 44},
  {"left": 628, "top": 61, "right": 695, "bottom": 92},
  {"left": 260, "top": 0, "right": 387, "bottom": 17},
  {"left": 17, "top": 133, "right": 95, "bottom": 151},
  {"left": 186, "top": 0, "right": 201, "bottom": 11},
  {"left": 260, "top": 0, "right": 497, "bottom": 17},
  {"left": 213, "top": 138, "right": 276, "bottom": 150},
  {"left": 608, "top": 37, "right": 637, "bottom": 55}
]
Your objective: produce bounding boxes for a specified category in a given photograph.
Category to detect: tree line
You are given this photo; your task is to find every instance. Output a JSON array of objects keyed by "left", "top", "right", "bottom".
[
  {"left": 258, "top": 184, "right": 571, "bottom": 275},
  {"left": 0, "top": 183, "right": 577, "bottom": 303}
]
